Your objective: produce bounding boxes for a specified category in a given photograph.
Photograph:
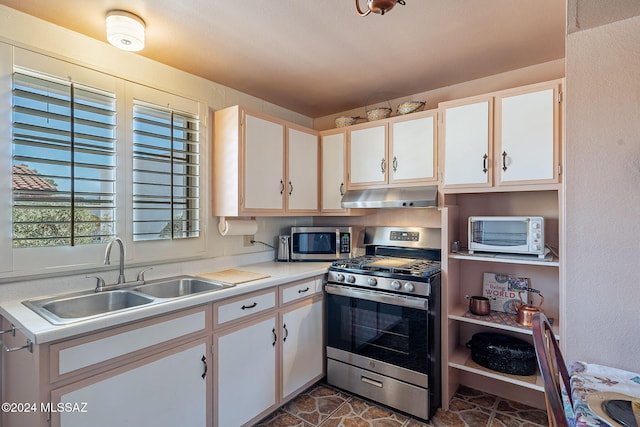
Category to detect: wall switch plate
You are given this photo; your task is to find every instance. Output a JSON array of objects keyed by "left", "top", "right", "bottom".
[{"left": 243, "top": 235, "right": 255, "bottom": 247}]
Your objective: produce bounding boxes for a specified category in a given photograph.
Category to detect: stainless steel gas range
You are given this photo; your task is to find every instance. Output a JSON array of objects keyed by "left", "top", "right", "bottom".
[{"left": 325, "top": 226, "right": 441, "bottom": 421}]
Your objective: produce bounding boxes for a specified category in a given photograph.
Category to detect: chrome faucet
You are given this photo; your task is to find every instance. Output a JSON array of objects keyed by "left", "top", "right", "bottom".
[{"left": 104, "top": 237, "right": 126, "bottom": 284}]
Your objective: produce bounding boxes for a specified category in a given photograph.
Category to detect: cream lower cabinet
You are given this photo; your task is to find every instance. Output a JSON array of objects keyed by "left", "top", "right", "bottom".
[
  {"left": 213, "top": 278, "right": 324, "bottom": 427},
  {"left": 52, "top": 338, "right": 209, "bottom": 427},
  {"left": 215, "top": 315, "right": 278, "bottom": 427},
  {"left": 1, "top": 306, "right": 211, "bottom": 427},
  {"left": 281, "top": 298, "right": 324, "bottom": 399}
]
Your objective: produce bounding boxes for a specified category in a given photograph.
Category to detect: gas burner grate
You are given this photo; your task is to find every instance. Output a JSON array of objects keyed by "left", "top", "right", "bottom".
[{"left": 331, "top": 255, "right": 441, "bottom": 278}]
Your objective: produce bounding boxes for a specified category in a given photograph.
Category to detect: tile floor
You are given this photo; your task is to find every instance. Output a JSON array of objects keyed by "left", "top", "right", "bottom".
[{"left": 254, "top": 383, "right": 549, "bottom": 427}]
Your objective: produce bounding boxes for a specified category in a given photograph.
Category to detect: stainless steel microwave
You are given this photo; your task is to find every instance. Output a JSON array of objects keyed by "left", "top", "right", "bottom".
[
  {"left": 290, "top": 226, "right": 352, "bottom": 261},
  {"left": 468, "top": 216, "right": 546, "bottom": 258}
]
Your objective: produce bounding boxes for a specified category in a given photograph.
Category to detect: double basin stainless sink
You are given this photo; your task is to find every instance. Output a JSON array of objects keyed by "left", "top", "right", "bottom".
[{"left": 23, "top": 276, "right": 234, "bottom": 325}]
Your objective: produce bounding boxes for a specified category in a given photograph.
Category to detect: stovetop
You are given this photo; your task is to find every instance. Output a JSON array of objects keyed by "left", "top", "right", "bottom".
[{"left": 330, "top": 255, "right": 441, "bottom": 279}]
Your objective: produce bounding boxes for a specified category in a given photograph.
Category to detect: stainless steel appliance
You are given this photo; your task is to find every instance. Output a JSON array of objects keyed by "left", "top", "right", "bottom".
[
  {"left": 325, "top": 226, "right": 441, "bottom": 421},
  {"left": 277, "top": 235, "right": 290, "bottom": 262},
  {"left": 468, "top": 216, "right": 546, "bottom": 258},
  {"left": 289, "top": 226, "right": 352, "bottom": 261}
]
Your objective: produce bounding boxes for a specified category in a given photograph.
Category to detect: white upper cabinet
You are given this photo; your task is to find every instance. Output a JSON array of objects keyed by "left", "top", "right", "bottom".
[
  {"left": 244, "top": 113, "right": 286, "bottom": 211},
  {"left": 287, "top": 126, "right": 319, "bottom": 212},
  {"left": 213, "top": 106, "right": 319, "bottom": 216},
  {"left": 347, "top": 109, "right": 438, "bottom": 189},
  {"left": 441, "top": 98, "right": 493, "bottom": 188},
  {"left": 348, "top": 123, "right": 387, "bottom": 187},
  {"left": 320, "top": 130, "right": 347, "bottom": 212},
  {"left": 440, "top": 79, "right": 562, "bottom": 191},
  {"left": 389, "top": 111, "right": 437, "bottom": 184},
  {"left": 496, "top": 83, "right": 560, "bottom": 185}
]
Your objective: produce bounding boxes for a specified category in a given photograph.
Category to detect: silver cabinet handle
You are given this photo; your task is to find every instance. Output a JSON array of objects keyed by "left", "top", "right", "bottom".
[
  {"left": 289, "top": 181, "right": 293, "bottom": 196},
  {"left": 380, "top": 158, "right": 386, "bottom": 174},
  {"left": 502, "top": 151, "right": 508, "bottom": 171},
  {"left": 272, "top": 328, "right": 277, "bottom": 347},
  {"left": 283, "top": 324, "right": 289, "bottom": 342},
  {"left": 482, "top": 153, "right": 488, "bottom": 173},
  {"left": 361, "top": 375, "right": 383, "bottom": 388},
  {"left": 2, "top": 338, "right": 33, "bottom": 353},
  {"left": 392, "top": 156, "right": 398, "bottom": 172},
  {"left": 339, "top": 182, "right": 345, "bottom": 196},
  {"left": 279, "top": 180, "right": 285, "bottom": 195}
]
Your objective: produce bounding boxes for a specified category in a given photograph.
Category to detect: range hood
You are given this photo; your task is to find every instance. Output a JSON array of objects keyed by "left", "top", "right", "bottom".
[{"left": 341, "top": 185, "right": 438, "bottom": 209}]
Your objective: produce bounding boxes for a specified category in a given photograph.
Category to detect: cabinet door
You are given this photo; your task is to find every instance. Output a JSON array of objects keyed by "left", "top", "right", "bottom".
[
  {"left": 53, "top": 339, "right": 209, "bottom": 427},
  {"left": 287, "top": 127, "right": 319, "bottom": 212},
  {"left": 390, "top": 113, "right": 436, "bottom": 183},
  {"left": 215, "top": 316, "right": 277, "bottom": 427},
  {"left": 321, "top": 131, "right": 346, "bottom": 211},
  {"left": 244, "top": 113, "right": 285, "bottom": 210},
  {"left": 496, "top": 85, "right": 558, "bottom": 185},
  {"left": 442, "top": 99, "right": 492, "bottom": 187},
  {"left": 281, "top": 299, "right": 324, "bottom": 399},
  {"left": 348, "top": 123, "right": 387, "bottom": 187}
]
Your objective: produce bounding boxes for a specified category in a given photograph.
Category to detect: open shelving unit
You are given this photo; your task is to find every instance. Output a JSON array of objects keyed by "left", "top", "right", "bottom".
[{"left": 441, "top": 189, "right": 562, "bottom": 411}]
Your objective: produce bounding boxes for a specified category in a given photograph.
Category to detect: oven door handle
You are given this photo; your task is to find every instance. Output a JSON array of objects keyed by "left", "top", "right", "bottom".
[{"left": 325, "top": 284, "right": 428, "bottom": 310}]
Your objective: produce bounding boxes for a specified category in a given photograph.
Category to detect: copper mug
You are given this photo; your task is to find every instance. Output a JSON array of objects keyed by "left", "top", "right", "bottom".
[
  {"left": 515, "top": 290, "right": 544, "bottom": 327},
  {"left": 467, "top": 295, "right": 491, "bottom": 316}
]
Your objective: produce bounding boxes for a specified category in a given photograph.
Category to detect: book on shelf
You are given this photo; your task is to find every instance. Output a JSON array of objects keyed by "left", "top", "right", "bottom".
[{"left": 482, "top": 273, "right": 529, "bottom": 315}]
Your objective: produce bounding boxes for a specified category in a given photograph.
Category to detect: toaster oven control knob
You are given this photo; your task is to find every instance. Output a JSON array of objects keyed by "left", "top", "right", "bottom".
[
  {"left": 403, "top": 282, "right": 415, "bottom": 292},
  {"left": 367, "top": 278, "right": 377, "bottom": 286},
  {"left": 391, "top": 280, "right": 401, "bottom": 290},
  {"left": 347, "top": 275, "right": 356, "bottom": 283}
]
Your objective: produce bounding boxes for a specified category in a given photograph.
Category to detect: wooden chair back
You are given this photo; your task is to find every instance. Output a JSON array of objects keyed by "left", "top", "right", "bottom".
[{"left": 531, "top": 312, "right": 572, "bottom": 427}]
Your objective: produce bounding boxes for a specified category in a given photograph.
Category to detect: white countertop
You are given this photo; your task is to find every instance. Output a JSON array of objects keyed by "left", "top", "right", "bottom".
[{"left": 0, "top": 260, "right": 330, "bottom": 344}]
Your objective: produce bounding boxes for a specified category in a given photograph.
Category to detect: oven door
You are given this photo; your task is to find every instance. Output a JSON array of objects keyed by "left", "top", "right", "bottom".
[{"left": 325, "top": 283, "right": 429, "bottom": 375}]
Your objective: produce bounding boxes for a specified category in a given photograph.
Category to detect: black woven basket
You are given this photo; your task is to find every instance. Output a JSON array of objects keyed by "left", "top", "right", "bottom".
[{"left": 465, "top": 332, "right": 537, "bottom": 376}]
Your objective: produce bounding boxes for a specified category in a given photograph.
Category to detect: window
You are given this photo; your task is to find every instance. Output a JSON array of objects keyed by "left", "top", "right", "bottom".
[
  {"left": 132, "top": 101, "right": 200, "bottom": 241},
  {"left": 11, "top": 69, "right": 116, "bottom": 248}
]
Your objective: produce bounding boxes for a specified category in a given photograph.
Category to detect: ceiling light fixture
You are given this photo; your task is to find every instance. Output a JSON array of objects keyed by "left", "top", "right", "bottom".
[
  {"left": 106, "top": 10, "right": 145, "bottom": 51},
  {"left": 355, "top": 0, "right": 406, "bottom": 16}
]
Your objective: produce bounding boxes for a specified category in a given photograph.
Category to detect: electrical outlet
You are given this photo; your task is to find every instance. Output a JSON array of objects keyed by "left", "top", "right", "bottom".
[{"left": 243, "top": 235, "right": 255, "bottom": 247}]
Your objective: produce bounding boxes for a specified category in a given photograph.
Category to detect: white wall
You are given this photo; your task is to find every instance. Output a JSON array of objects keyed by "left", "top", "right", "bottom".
[
  {"left": 565, "top": 12, "right": 640, "bottom": 370},
  {"left": 0, "top": 5, "right": 314, "bottom": 280}
]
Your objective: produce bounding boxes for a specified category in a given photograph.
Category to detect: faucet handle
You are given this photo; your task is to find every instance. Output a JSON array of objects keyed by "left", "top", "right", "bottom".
[
  {"left": 87, "top": 276, "right": 106, "bottom": 292},
  {"left": 137, "top": 267, "right": 153, "bottom": 282}
]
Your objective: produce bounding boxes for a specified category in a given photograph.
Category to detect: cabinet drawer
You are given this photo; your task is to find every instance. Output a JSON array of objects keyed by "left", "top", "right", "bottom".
[
  {"left": 214, "top": 289, "right": 276, "bottom": 327},
  {"left": 280, "top": 277, "right": 323, "bottom": 305},
  {"left": 50, "top": 306, "right": 209, "bottom": 382}
]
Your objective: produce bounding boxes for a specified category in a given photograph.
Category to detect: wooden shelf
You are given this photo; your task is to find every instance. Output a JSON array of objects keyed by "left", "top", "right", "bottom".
[
  {"left": 449, "top": 251, "right": 559, "bottom": 267},
  {"left": 448, "top": 346, "right": 545, "bottom": 392},
  {"left": 448, "top": 305, "right": 560, "bottom": 338}
]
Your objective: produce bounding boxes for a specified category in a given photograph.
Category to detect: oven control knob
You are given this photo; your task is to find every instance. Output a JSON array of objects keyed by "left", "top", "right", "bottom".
[
  {"left": 336, "top": 273, "right": 345, "bottom": 282},
  {"left": 404, "top": 282, "right": 415, "bottom": 292},
  {"left": 391, "top": 280, "right": 401, "bottom": 290},
  {"left": 367, "top": 278, "right": 377, "bottom": 286},
  {"left": 347, "top": 275, "right": 356, "bottom": 283}
]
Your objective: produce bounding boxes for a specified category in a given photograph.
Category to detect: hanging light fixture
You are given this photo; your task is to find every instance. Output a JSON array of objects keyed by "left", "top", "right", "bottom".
[
  {"left": 106, "top": 10, "right": 145, "bottom": 51},
  {"left": 355, "top": 0, "right": 406, "bottom": 16}
]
